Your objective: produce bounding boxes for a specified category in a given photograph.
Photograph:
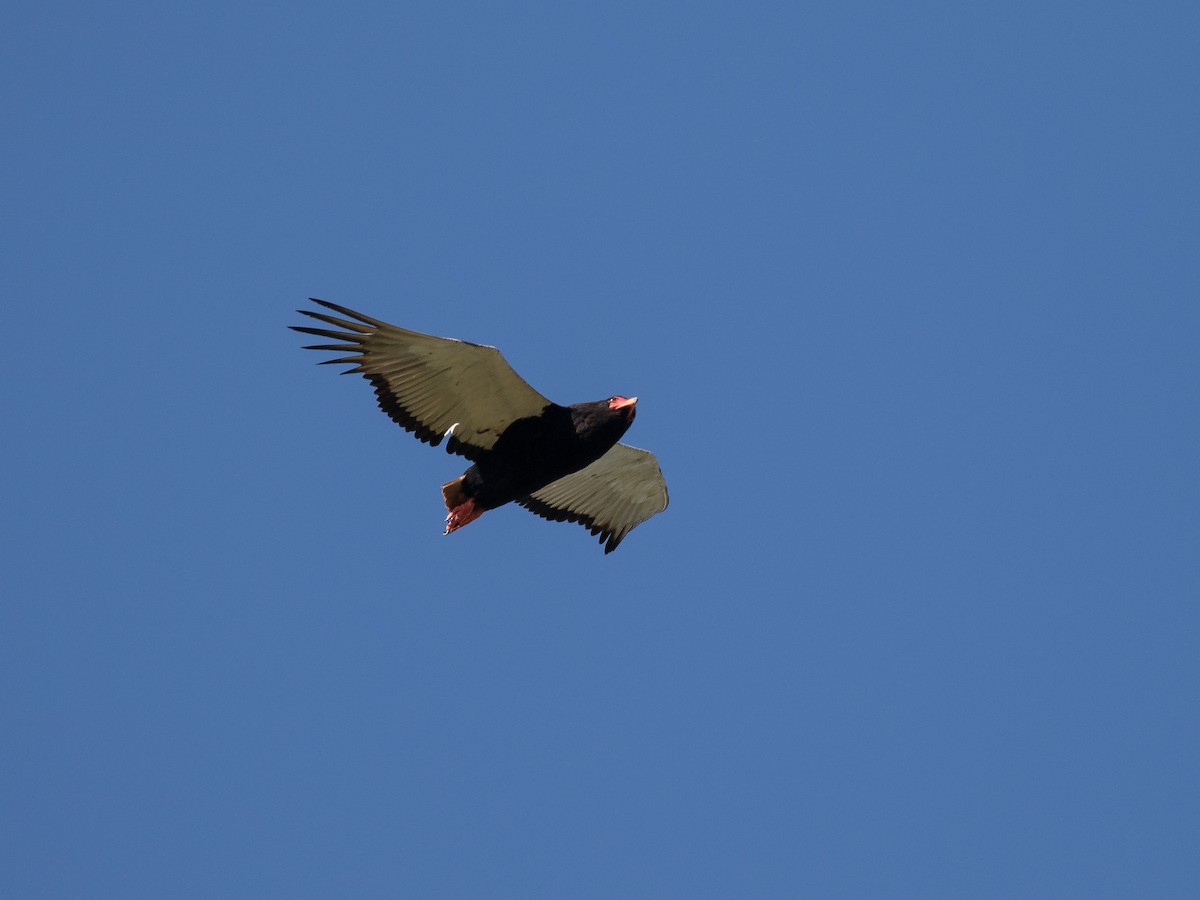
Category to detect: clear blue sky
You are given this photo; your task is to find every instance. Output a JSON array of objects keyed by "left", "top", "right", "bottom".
[{"left": 3, "top": 1, "right": 1198, "bottom": 897}]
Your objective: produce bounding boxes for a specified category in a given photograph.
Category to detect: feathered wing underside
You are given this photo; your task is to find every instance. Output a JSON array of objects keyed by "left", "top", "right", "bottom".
[
  {"left": 518, "top": 443, "right": 669, "bottom": 553},
  {"left": 292, "top": 299, "right": 553, "bottom": 461}
]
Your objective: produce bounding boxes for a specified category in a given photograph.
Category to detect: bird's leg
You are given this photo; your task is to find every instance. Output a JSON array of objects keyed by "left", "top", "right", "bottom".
[
  {"left": 442, "top": 474, "right": 484, "bottom": 534},
  {"left": 445, "top": 499, "right": 484, "bottom": 534}
]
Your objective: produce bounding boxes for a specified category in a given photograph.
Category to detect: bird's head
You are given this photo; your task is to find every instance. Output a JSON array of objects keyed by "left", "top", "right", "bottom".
[{"left": 608, "top": 395, "right": 638, "bottom": 424}]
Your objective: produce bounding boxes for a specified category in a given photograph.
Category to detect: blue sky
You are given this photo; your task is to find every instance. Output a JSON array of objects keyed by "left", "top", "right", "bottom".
[{"left": 3, "top": 1, "right": 1198, "bottom": 897}]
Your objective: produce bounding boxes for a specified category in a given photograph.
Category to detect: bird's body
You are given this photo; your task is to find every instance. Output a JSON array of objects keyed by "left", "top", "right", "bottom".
[
  {"left": 447, "top": 397, "right": 636, "bottom": 513},
  {"left": 292, "top": 299, "right": 667, "bottom": 553}
]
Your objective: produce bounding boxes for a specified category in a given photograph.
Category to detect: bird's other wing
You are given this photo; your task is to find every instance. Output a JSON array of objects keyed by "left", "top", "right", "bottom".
[
  {"left": 517, "top": 443, "right": 669, "bottom": 553},
  {"left": 292, "top": 299, "right": 553, "bottom": 461}
]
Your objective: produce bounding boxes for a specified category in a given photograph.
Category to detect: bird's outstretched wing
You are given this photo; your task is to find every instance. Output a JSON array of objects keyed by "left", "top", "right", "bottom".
[
  {"left": 292, "top": 299, "right": 553, "bottom": 461},
  {"left": 517, "top": 443, "right": 668, "bottom": 553}
]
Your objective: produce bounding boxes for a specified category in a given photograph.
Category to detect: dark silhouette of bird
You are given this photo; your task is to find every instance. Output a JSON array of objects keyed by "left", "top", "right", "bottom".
[{"left": 292, "top": 299, "right": 668, "bottom": 553}]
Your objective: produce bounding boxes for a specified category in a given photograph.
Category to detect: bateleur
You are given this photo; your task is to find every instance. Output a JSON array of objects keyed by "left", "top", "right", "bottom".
[{"left": 292, "top": 299, "right": 668, "bottom": 553}]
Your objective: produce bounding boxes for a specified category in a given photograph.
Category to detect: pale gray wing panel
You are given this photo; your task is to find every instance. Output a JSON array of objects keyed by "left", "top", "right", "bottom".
[
  {"left": 518, "top": 443, "right": 668, "bottom": 553},
  {"left": 294, "top": 299, "right": 552, "bottom": 460}
]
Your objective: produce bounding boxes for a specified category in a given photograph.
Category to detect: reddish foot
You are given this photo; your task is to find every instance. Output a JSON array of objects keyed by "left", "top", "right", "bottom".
[{"left": 445, "top": 498, "right": 484, "bottom": 534}]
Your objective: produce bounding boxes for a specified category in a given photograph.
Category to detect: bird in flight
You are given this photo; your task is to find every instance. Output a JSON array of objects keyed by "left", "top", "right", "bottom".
[{"left": 292, "top": 299, "right": 668, "bottom": 553}]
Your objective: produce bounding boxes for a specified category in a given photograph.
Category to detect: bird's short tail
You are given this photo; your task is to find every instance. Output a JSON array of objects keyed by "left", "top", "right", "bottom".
[
  {"left": 442, "top": 476, "right": 484, "bottom": 534},
  {"left": 442, "top": 476, "right": 468, "bottom": 510}
]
